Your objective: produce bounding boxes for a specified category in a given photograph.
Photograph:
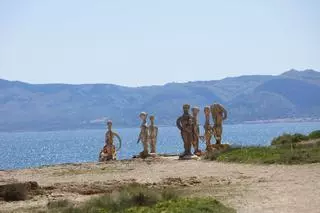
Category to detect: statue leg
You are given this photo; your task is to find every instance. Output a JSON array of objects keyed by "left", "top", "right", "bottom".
[
  {"left": 112, "top": 145, "right": 116, "bottom": 160},
  {"left": 191, "top": 140, "right": 196, "bottom": 151},
  {"left": 186, "top": 133, "right": 193, "bottom": 155},
  {"left": 205, "top": 133, "right": 212, "bottom": 151},
  {"left": 150, "top": 139, "right": 156, "bottom": 153},
  {"left": 181, "top": 132, "right": 192, "bottom": 156},
  {"left": 214, "top": 126, "right": 222, "bottom": 145},
  {"left": 193, "top": 138, "right": 200, "bottom": 155},
  {"left": 143, "top": 139, "right": 149, "bottom": 153}
]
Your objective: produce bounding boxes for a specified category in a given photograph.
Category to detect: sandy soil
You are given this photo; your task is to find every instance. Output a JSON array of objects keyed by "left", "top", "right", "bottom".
[{"left": 0, "top": 157, "right": 320, "bottom": 213}]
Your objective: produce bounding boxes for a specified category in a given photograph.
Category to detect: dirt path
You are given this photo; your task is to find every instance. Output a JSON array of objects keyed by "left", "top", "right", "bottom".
[{"left": 1, "top": 158, "right": 320, "bottom": 213}]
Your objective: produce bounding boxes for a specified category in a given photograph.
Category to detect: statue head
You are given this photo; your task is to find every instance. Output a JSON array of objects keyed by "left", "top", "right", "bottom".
[
  {"left": 139, "top": 112, "right": 147, "bottom": 121},
  {"left": 204, "top": 106, "right": 210, "bottom": 116},
  {"left": 210, "top": 103, "right": 222, "bottom": 118},
  {"left": 107, "top": 120, "right": 112, "bottom": 130},
  {"left": 149, "top": 115, "right": 155, "bottom": 122},
  {"left": 183, "top": 104, "right": 190, "bottom": 114},
  {"left": 191, "top": 106, "right": 200, "bottom": 117}
]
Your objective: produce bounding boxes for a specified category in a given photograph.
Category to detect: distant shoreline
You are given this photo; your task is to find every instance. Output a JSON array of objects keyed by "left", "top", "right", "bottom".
[
  {"left": 243, "top": 118, "right": 320, "bottom": 124},
  {"left": 0, "top": 119, "right": 320, "bottom": 133}
]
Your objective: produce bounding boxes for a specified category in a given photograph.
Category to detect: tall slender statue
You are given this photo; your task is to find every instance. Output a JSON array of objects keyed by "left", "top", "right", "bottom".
[
  {"left": 137, "top": 112, "right": 149, "bottom": 157},
  {"left": 99, "top": 120, "right": 122, "bottom": 161},
  {"left": 203, "top": 106, "right": 213, "bottom": 150},
  {"left": 148, "top": 115, "right": 158, "bottom": 154},
  {"left": 191, "top": 107, "right": 201, "bottom": 156},
  {"left": 210, "top": 103, "right": 227, "bottom": 145},
  {"left": 176, "top": 104, "right": 195, "bottom": 158}
]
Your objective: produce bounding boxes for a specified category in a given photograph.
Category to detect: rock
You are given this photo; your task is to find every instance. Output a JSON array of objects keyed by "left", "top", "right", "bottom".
[{"left": 0, "top": 181, "right": 40, "bottom": 202}]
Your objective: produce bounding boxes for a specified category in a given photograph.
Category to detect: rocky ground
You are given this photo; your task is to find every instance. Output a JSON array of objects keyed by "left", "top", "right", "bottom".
[{"left": 0, "top": 157, "right": 320, "bottom": 213}]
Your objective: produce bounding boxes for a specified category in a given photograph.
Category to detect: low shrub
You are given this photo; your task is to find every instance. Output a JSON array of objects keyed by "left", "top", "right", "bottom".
[
  {"left": 216, "top": 144, "right": 320, "bottom": 164},
  {"left": 203, "top": 144, "right": 231, "bottom": 160},
  {"left": 48, "top": 199, "right": 73, "bottom": 209},
  {"left": 271, "top": 133, "right": 309, "bottom": 146},
  {"left": 47, "top": 184, "right": 235, "bottom": 213},
  {"left": 124, "top": 197, "right": 236, "bottom": 213},
  {"left": 309, "top": 130, "right": 320, "bottom": 139}
]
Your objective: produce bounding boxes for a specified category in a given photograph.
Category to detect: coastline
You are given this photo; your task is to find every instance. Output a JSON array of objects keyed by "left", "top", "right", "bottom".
[
  {"left": 1, "top": 157, "right": 320, "bottom": 213},
  {"left": 1, "top": 119, "right": 320, "bottom": 133}
]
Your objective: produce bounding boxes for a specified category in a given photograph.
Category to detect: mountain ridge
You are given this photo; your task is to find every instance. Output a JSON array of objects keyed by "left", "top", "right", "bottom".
[{"left": 0, "top": 69, "right": 319, "bottom": 131}]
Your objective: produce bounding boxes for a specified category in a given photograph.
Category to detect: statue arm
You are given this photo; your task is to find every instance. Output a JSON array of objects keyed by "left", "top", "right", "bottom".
[
  {"left": 176, "top": 117, "right": 182, "bottom": 131},
  {"left": 104, "top": 132, "right": 108, "bottom": 143},
  {"left": 222, "top": 106, "right": 228, "bottom": 120},
  {"left": 138, "top": 130, "right": 143, "bottom": 140},
  {"left": 155, "top": 126, "right": 158, "bottom": 138},
  {"left": 113, "top": 132, "right": 121, "bottom": 142},
  {"left": 113, "top": 132, "right": 122, "bottom": 151}
]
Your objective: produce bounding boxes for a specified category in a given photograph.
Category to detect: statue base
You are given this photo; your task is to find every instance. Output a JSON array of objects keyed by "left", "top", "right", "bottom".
[
  {"left": 178, "top": 154, "right": 199, "bottom": 160},
  {"left": 98, "top": 151, "right": 115, "bottom": 162},
  {"left": 149, "top": 153, "right": 157, "bottom": 157}
]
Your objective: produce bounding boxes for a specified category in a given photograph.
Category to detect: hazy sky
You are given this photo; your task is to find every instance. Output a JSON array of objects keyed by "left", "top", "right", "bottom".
[{"left": 0, "top": 0, "right": 319, "bottom": 86}]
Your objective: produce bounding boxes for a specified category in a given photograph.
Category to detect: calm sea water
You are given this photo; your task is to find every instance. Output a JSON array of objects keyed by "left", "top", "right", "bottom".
[{"left": 0, "top": 122, "right": 319, "bottom": 170}]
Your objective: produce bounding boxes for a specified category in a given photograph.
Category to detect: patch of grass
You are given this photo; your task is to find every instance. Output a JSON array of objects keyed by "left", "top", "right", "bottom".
[
  {"left": 47, "top": 184, "right": 234, "bottom": 213},
  {"left": 203, "top": 144, "right": 231, "bottom": 161},
  {"left": 203, "top": 150, "right": 221, "bottom": 161},
  {"left": 124, "top": 197, "right": 236, "bottom": 213},
  {"left": 48, "top": 200, "right": 73, "bottom": 209},
  {"left": 216, "top": 144, "right": 320, "bottom": 164},
  {"left": 309, "top": 130, "right": 320, "bottom": 140},
  {"left": 271, "top": 133, "right": 309, "bottom": 146}
]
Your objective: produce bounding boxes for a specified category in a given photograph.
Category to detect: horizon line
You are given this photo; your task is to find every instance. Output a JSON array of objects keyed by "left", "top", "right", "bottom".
[{"left": 0, "top": 68, "right": 318, "bottom": 88}]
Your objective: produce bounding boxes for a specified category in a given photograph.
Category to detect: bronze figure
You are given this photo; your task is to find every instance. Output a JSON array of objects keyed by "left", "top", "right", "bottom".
[
  {"left": 203, "top": 106, "right": 213, "bottom": 150},
  {"left": 148, "top": 115, "right": 158, "bottom": 154},
  {"left": 138, "top": 112, "right": 149, "bottom": 157},
  {"left": 191, "top": 106, "right": 202, "bottom": 156},
  {"left": 99, "top": 120, "right": 122, "bottom": 161},
  {"left": 210, "top": 103, "right": 227, "bottom": 145},
  {"left": 176, "top": 104, "right": 195, "bottom": 158}
]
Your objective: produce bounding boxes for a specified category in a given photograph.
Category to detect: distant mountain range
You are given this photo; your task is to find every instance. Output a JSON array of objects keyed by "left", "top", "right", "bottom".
[{"left": 1, "top": 69, "right": 320, "bottom": 131}]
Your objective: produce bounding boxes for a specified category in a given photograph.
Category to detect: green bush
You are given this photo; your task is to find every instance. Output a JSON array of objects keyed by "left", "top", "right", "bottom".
[
  {"left": 203, "top": 150, "right": 221, "bottom": 161},
  {"left": 48, "top": 200, "right": 73, "bottom": 209},
  {"left": 216, "top": 144, "right": 320, "bottom": 165},
  {"left": 125, "top": 198, "right": 236, "bottom": 213},
  {"left": 271, "top": 133, "right": 309, "bottom": 146},
  {"left": 48, "top": 184, "right": 179, "bottom": 213},
  {"left": 47, "top": 184, "right": 235, "bottom": 213},
  {"left": 309, "top": 130, "right": 320, "bottom": 139}
]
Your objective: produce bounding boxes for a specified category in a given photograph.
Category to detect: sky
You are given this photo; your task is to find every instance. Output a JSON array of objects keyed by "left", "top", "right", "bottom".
[{"left": 0, "top": 0, "right": 319, "bottom": 86}]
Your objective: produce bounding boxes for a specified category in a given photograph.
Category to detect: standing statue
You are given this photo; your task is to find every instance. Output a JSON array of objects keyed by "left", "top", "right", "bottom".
[
  {"left": 137, "top": 112, "right": 149, "bottom": 157},
  {"left": 191, "top": 107, "right": 202, "bottom": 156},
  {"left": 210, "top": 103, "right": 228, "bottom": 145},
  {"left": 176, "top": 104, "right": 196, "bottom": 158},
  {"left": 99, "top": 120, "right": 122, "bottom": 161},
  {"left": 148, "top": 115, "right": 158, "bottom": 154},
  {"left": 203, "top": 106, "right": 213, "bottom": 150}
]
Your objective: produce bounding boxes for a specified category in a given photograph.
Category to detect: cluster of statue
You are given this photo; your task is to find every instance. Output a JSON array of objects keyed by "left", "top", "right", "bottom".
[
  {"left": 177, "top": 103, "right": 227, "bottom": 159},
  {"left": 137, "top": 112, "right": 159, "bottom": 157},
  {"left": 99, "top": 103, "right": 227, "bottom": 161}
]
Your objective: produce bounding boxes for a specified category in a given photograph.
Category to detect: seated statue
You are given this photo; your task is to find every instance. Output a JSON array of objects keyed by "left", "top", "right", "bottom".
[{"left": 99, "top": 120, "right": 122, "bottom": 161}]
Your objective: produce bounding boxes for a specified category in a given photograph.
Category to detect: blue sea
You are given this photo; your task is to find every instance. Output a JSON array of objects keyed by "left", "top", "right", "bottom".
[{"left": 0, "top": 122, "right": 319, "bottom": 170}]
